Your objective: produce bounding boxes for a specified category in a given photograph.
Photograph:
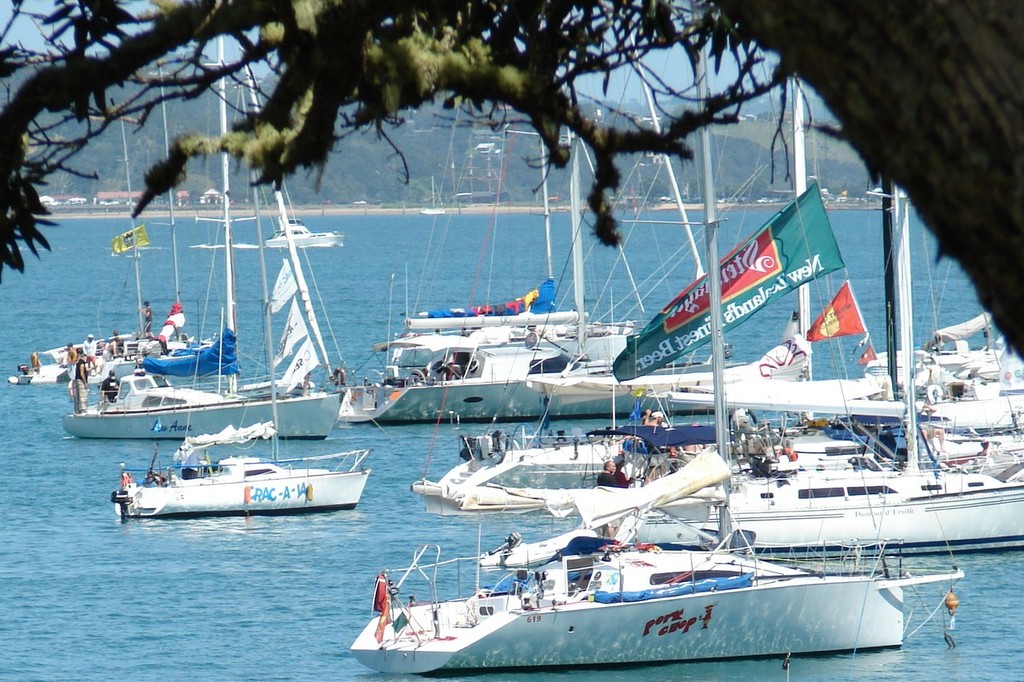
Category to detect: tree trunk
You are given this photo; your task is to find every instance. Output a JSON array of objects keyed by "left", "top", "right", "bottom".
[{"left": 718, "top": 0, "right": 1024, "bottom": 351}]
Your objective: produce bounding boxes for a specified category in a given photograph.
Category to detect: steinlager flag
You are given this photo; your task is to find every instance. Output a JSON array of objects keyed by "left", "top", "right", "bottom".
[
  {"left": 111, "top": 225, "right": 150, "bottom": 254},
  {"left": 613, "top": 184, "right": 845, "bottom": 381}
]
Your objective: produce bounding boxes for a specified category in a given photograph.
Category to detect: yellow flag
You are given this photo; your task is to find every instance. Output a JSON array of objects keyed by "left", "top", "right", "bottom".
[{"left": 111, "top": 224, "right": 150, "bottom": 254}]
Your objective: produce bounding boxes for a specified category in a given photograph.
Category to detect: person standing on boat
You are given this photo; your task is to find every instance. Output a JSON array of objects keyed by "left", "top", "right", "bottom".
[
  {"left": 140, "top": 301, "right": 153, "bottom": 336},
  {"left": 72, "top": 357, "right": 89, "bottom": 413},
  {"left": 64, "top": 343, "right": 79, "bottom": 368},
  {"left": 83, "top": 333, "right": 98, "bottom": 373}
]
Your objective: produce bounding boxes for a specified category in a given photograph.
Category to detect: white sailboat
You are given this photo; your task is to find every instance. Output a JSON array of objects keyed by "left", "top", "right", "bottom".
[
  {"left": 352, "top": 54, "right": 963, "bottom": 671},
  {"left": 638, "top": 186, "right": 1024, "bottom": 554},
  {"left": 419, "top": 176, "right": 446, "bottom": 215},
  {"left": 110, "top": 422, "right": 369, "bottom": 518},
  {"left": 63, "top": 41, "right": 340, "bottom": 441},
  {"left": 352, "top": 523, "right": 963, "bottom": 674}
]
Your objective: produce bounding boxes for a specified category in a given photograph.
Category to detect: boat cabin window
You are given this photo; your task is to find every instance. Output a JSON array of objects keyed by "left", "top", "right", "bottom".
[
  {"left": 565, "top": 557, "right": 594, "bottom": 593},
  {"left": 846, "top": 485, "right": 896, "bottom": 496},
  {"left": 967, "top": 481, "right": 985, "bottom": 487},
  {"left": 528, "top": 354, "right": 571, "bottom": 375},
  {"left": 920, "top": 483, "right": 943, "bottom": 492},
  {"left": 797, "top": 487, "right": 845, "bottom": 499},
  {"left": 759, "top": 492, "right": 774, "bottom": 499},
  {"left": 650, "top": 570, "right": 740, "bottom": 585},
  {"left": 391, "top": 347, "right": 435, "bottom": 369},
  {"left": 244, "top": 468, "right": 276, "bottom": 477}
]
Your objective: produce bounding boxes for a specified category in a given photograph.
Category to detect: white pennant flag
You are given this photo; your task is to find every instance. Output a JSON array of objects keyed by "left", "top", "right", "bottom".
[
  {"left": 281, "top": 338, "right": 321, "bottom": 393},
  {"left": 270, "top": 260, "right": 298, "bottom": 314},
  {"left": 274, "top": 299, "right": 308, "bottom": 368}
]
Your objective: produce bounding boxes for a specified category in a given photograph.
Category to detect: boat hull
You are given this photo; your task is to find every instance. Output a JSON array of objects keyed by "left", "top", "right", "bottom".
[
  {"left": 117, "top": 470, "right": 369, "bottom": 518},
  {"left": 351, "top": 577, "right": 906, "bottom": 673},
  {"left": 341, "top": 381, "right": 637, "bottom": 424},
  {"left": 65, "top": 392, "right": 341, "bottom": 440},
  {"left": 643, "top": 476, "right": 1024, "bottom": 553}
]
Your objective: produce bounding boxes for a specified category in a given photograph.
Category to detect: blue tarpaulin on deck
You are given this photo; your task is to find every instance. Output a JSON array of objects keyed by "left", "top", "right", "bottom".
[{"left": 141, "top": 328, "right": 239, "bottom": 377}]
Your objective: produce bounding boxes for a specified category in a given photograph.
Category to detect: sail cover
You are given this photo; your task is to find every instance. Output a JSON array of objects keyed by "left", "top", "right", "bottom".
[
  {"left": 613, "top": 184, "right": 844, "bottom": 380},
  {"left": 142, "top": 328, "right": 239, "bottom": 377}
]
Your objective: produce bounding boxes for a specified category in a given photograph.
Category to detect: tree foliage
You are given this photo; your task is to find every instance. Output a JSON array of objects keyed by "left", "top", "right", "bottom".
[
  {"left": 3, "top": 1, "right": 1024, "bottom": 354},
  {"left": 0, "top": 1, "right": 774, "bottom": 273}
]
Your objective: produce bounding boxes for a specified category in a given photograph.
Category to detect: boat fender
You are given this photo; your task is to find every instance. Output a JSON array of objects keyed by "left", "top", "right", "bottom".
[
  {"left": 926, "top": 384, "right": 943, "bottom": 404},
  {"left": 244, "top": 485, "right": 251, "bottom": 504},
  {"left": 306, "top": 484, "right": 314, "bottom": 502},
  {"left": 945, "top": 589, "right": 959, "bottom": 632}
]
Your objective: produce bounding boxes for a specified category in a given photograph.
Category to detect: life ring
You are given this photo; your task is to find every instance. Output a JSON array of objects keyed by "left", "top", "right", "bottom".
[{"left": 926, "top": 384, "right": 943, "bottom": 404}]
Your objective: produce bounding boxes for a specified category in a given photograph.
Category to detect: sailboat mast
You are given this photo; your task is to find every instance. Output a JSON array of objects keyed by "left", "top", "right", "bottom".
[
  {"left": 119, "top": 120, "right": 145, "bottom": 336},
  {"left": 217, "top": 38, "right": 238, "bottom": 393},
  {"left": 792, "top": 79, "right": 811, "bottom": 377},
  {"left": 882, "top": 178, "right": 899, "bottom": 394},
  {"left": 242, "top": 74, "right": 281, "bottom": 453},
  {"left": 158, "top": 67, "right": 180, "bottom": 303},
  {"left": 569, "top": 134, "right": 588, "bottom": 352},
  {"left": 698, "top": 43, "right": 732, "bottom": 540},
  {"left": 637, "top": 57, "right": 703, "bottom": 279},
  {"left": 894, "top": 187, "right": 920, "bottom": 473},
  {"left": 540, "top": 136, "right": 553, "bottom": 280}
]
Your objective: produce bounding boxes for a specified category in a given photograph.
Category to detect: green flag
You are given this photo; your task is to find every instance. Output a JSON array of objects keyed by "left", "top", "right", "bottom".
[{"left": 613, "top": 184, "right": 844, "bottom": 381}]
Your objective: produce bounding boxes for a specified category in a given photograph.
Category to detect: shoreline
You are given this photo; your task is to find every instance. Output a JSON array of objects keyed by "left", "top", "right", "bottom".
[{"left": 45, "top": 200, "right": 878, "bottom": 221}]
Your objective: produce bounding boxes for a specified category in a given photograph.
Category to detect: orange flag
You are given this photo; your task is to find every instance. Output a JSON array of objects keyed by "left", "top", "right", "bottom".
[
  {"left": 858, "top": 343, "right": 878, "bottom": 364},
  {"left": 807, "top": 282, "right": 867, "bottom": 342}
]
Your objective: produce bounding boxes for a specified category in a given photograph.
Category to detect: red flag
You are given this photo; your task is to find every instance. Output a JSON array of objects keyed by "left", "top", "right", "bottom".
[
  {"left": 807, "top": 282, "right": 867, "bottom": 342},
  {"left": 372, "top": 572, "right": 391, "bottom": 643},
  {"left": 859, "top": 343, "right": 878, "bottom": 364},
  {"left": 372, "top": 573, "right": 388, "bottom": 613},
  {"left": 374, "top": 607, "right": 390, "bottom": 643}
]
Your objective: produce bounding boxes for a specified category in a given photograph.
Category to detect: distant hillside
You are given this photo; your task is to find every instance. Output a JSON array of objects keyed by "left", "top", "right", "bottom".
[{"left": 38, "top": 87, "right": 873, "bottom": 213}]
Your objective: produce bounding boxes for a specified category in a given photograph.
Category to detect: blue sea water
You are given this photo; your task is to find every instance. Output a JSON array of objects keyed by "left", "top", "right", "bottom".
[{"left": 0, "top": 205, "right": 1015, "bottom": 681}]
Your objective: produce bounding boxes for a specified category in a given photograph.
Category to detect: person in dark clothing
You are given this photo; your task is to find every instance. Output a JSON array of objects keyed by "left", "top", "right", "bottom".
[
  {"left": 141, "top": 301, "right": 153, "bottom": 336},
  {"left": 100, "top": 370, "right": 119, "bottom": 403},
  {"left": 597, "top": 460, "right": 630, "bottom": 488}
]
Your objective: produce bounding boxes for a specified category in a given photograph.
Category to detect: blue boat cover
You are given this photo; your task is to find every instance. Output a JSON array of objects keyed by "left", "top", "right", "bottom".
[
  {"left": 141, "top": 328, "right": 239, "bottom": 377},
  {"left": 591, "top": 573, "right": 753, "bottom": 603},
  {"left": 587, "top": 425, "right": 717, "bottom": 449},
  {"left": 422, "top": 277, "right": 558, "bottom": 318}
]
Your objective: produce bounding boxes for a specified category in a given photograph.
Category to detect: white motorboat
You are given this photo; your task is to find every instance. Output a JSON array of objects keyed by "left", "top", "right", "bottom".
[
  {"left": 350, "top": 529, "right": 962, "bottom": 674},
  {"left": 111, "top": 422, "right": 370, "bottom": 518},
  {"left": 340, "top": 318, "right": 640, "bottom": 424},
  {"left": 265, "top": 217, "right": 343, "bottom": 248}
]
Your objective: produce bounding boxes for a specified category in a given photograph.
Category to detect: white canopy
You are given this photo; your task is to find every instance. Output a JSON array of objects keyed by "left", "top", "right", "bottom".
[
  {"left": 667, "top": 378, "right": 905, "bottom": 418},
  {"left": 929, "top": 312, "right": 992, "bottom": 346}
]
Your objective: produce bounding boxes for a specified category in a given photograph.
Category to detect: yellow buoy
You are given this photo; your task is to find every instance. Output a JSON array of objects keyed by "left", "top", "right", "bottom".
[
  {"left": 306, "top": 484, "right": 314, "bottom": 502},
  {"left": 945, "top": 589, "right": 960, "bottom": 616}
]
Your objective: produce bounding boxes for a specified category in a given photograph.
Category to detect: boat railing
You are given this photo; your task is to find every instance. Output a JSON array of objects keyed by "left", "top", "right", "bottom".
[
  {"left": 275, "top": 448, "right": 372, "bottom": 472},
  {"left": 721, "top": 531, "right": 908, "bottom": 578}
]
